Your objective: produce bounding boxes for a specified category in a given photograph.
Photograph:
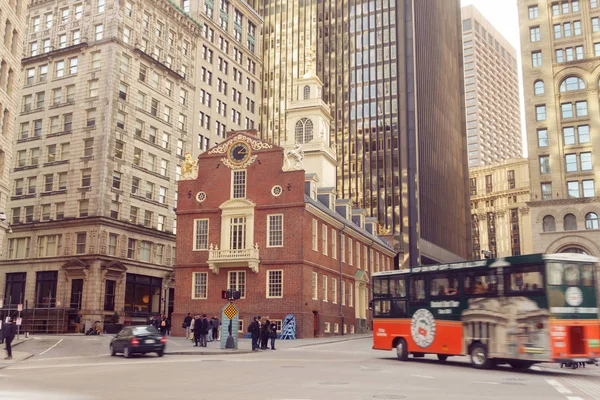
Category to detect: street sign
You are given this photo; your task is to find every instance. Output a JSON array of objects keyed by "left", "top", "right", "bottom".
[
  {"left": 17, "top": 304, "right": 22, "bottom": 312},
  {"left": 223, "top": 303, "right": 238, "bottom": 320},
  {"left": 16, "top": 318, "right": 22, "bottom": 326}
]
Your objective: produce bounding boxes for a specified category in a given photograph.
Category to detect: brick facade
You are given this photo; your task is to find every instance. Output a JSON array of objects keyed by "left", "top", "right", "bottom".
[{"left": 172, "top": 131, "right": 396, "bottom": 338}]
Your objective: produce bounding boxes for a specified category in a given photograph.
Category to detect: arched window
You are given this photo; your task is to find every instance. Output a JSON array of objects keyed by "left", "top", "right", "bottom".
[
  {"left": 1, "top": 109, "right": 8, "bottom": 136},
  {"left": 294, "top": 118, "right": 314, "bottom": 144},
  {"left": 560, "top": 76, "right": 586, "bottom": 92},
  {"left": 534, "top": 80, "right": 545, "bottom": 95},
  {"left": 3, "top": 20, "right": 11, "bottom": 47},
  {"left": 303, "top": 85, "right": 310, "bottom": 100},
  {"left": 585, "top": 212, "right": 599, "bottom": 229},
  {"left": 561, "top": 247, "right": 588, "bottom": 254},
  {"left": 11, "top": 29, "right": 18, "bottom": 55},
  {"left": 563, "top": 213, "right": 577, "bottom": 231},
  {"left": 543, "top": 215, "right": 556, "bottom": 232}
]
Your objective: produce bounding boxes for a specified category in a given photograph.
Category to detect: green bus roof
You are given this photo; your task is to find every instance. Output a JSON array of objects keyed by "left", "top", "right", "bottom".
[{"left": 372, "top": 253, "right": 599, "bottom": 278}]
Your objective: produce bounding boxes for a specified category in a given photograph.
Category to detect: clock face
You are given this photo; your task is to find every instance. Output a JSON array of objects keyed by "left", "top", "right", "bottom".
[{"left": 229, "top": 142, "right": 251, "bottom": 164}]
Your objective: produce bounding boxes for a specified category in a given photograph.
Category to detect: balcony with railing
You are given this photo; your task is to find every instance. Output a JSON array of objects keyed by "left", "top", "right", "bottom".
[{"left": 207, "top": 244, "right": 260, "bottom": 274}]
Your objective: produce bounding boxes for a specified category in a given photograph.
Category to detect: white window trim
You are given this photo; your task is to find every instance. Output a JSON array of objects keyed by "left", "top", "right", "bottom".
[
  {"left": 227, "top": 270, "right": 247, "bottom": 299},
  {"left": 191, "top": 272, "right": 208, "bottom": 299},
  {"left": 349, "top": 283, "right": 354, "bottom": 307},
  {"left": 322, "top": 224, "right": 328, "bottom": 256},
  {"left": 237, "top": 320, "right": 244, "bottom": 333},
  {"left": 348, "top": 237, "right": 353, "bottom": 266},
  {"left": 334, "top": 323, "right": 339, "bottom": 333},
  {"left": 332, "top": 278, "right": 338, "bottom": 304},
  {"left": 312, "top": 271, "right": 318, "bottom": 300},
  {"left": 266, "top": 213, "right": 284, "bottom": 248},
  {"left": 324, "top": 322, "right": 330, "bottom": 333},
  {"left": 193, "top": 218, "right": 209, "bottom": 251},
  {"left": 312, "top": 219, "right": 318, "bottom": 251},
  {"left": 266, "top": 269, "right": 284, "bottom": 298},
  {"left": 231, "top": 169, "right": 247, "bottom": 199},
  {"left": 322, "top": 275, "right": 328, "bottom": 302},
  {"left": 331, "top": 229, "right": 337, "bottom": 260}
]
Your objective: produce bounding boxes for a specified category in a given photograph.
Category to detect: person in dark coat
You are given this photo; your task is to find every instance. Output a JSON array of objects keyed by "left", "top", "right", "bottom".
[
  {"left": 159, "top": 317, "right": 168, "bottom": 336},
  {"left": 248, "top": 317, "right": 260, "bottom": 351},
  {"left": 183, "top": 313, "right": 193, "bottom": 339},
  {"left": 3, "top": 317, "right": 16, "bottom": 360},
  {"left": 211, "top": 316, "right": 219, "bottom": 340},
  {"left": 261, "top": 319, "right": 271, "bottom": 350},
  {"left": 199, "top": 314, "right": 209, "bottom": 347},
  {"left": 193, "top": 314, "right": 202, "bottom": 347}
]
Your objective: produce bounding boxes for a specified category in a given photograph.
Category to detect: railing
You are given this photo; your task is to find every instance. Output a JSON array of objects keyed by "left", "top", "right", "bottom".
[
  {"left": 208, "top": 247, "right": 259, "bottom": 260},
  {"left": 207, "top": 245, "right": 260, "bottom": 273}
]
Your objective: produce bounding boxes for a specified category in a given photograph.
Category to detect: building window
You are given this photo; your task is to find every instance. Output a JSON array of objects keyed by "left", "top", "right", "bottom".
[
  {"left": 578, "top": 125, "right": 590, "bottom": 143},
  {"left": 312, "top": 219, "right": 318, "bottom": 251},
  {"left": 541, "top": 182, "right": 553, "bottom": 200},
  {"left": 507, "top": 170, "right": 515, "bottom": 189},
  {"left": 532, "top": 51, "right": 542, "bottom": 67},
  {"left": 104, "top": 280, "right": 116, "bottom": 311},
  {"left": 322, "top": 275, "right": 328, "bottom": 302},
  {"left": 485, "top": 174, "right": 493, "bottom": 193},
  {"left": 564, "top": 214, "right": 577, "bottom": 231},
  {"left": 228, "top": 271, "right": 246, "bottom": 298},
  {"left": 4, "top": 273, "right": 26, "bottom": 306},
  {"left": 530, "top": 26, "right": 540, "bottom": 42},
  {"left": 332, "top": 278, "right": 338, "bottom": 304},
  {"left": 140, "top": 241, "right": 151, "bottom": 262},
  {"left": 8, "top": 238, "right": 30, "bottom": 259},
  {"left": 529, "top": 5, "right": 539, "bottom": 19},
  {"left": 76, "top": 233, "right": 86, "bottom": 254},
  {"left": 267, "top": 215, "right": 283, "bottom": 247},
  {"left": 331, "top": 229, "right": 337, "bottom": 260},
  {"left": 560, "top": 76, "right": 585, "bottom": 92},
  {"left": 534, "top": 80, "right": 544, "bottom": 95},
  {"left": 583, "top": 179, "right": 595, "bottom": 197},
  {"left": 303, "top": 85, "right": 310, "bottom": 99},
  {"left": 127, "top": 238, "right": 136, "bottom": 259},
  {"left": 342, "top": 281, "right": 346, "bottom": 305},
  {"left": 267, "top": 270, "right": 283, "bottom": 298},
  {"left": 108, "top": 233, "right": 118, "bottom": 256},
  {"left": 312, "top": 272, "right": 318, "bottom": 300},
  {"left": 567, "top": 180, "right": 580, "bottom": 198},
  {"left": 295, "top": 118, "right": 314, "bottom": 144},
  {"left": 538, "top": 129, "right": 548, "bottom": 147},
  {"left": 322, "top": 225, "right": 328, "bottom": 256},
  {"left": 232, "top": 170, "right": 246, "bottom": 198},
  {"left": 565, "top": 154, "right": 578, "bottom": 172},
  {"left": 540, "top": 156, "right": 551, "bottom": 174},
  {"left": 536, "top": 105, "right": 546, "bottom": 121},
  {"left": 192, "top": 272, "right": 208, "bottom": 299},
  {"left": 35, "top": 271, "right": 58, "bottom": 307},
  {"left": 79, "top": 200, "right": 89, "bottom": 217},
  {"left": 194, "top": 219, "right": 209, "bottom": 250},
  {"left": 543, "top": 215, "right": 556, "bottom": 232},
  {"left": 585, "top": 212, "right": 599, "bottom": 229}
]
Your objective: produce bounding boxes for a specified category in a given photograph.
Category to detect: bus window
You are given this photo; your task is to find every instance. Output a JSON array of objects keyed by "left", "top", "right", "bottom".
[
  {"left": 505, "top": 266, "right": 544, "bottom": 293},
  {"left": 581, "top": 265, "right": 594, "bottom": 287},
  {"left": 373, "top": 300, "right": 391, "bottom": 317},
  {"left": 390, "top": 278, "right": 406, "bottom": 297},
  {"left": 546, "top": 262, "right": 564, "bottom": 285},
  {"left": 430, "top": 276, "right": 459, "bottom": 297},
  {"left": 410, "top": 277, "right": 426, "bottom": 302},
  {"left": 464, "top": 272, "right": 497, "bottom": 296},
  {"left": 565, "top": 264, "right": 579, "bottom": 286},
  {"left": 373, "top": 279, "right": 388, "bottom": 298},
  {"left": 390, "top": 300, "right": 408, "bottom": 318}
]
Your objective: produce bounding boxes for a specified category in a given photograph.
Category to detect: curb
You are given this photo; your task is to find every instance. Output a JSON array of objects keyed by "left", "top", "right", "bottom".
[
  {"left": 10, "top": 337, "right": 32, "bottom": 349},
  {"left": 283, "top": 335, "right": 370, "bottom": 349},
  {"left": 0, "top": 353, "right": 34, "bottom": 370},
  {"left": 166, "top": 350, "right": 253, "bottom": 356}
]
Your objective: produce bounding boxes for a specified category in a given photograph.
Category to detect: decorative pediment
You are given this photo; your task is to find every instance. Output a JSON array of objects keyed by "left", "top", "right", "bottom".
[
  {"left": 208, "top": 133, "right": 273, "bottom": 155},
  {"left": 101, "top": 260, "right": 128, "bottom": 281},
  {"left": 62, "top": 259, "right": 90, "bottom": 279},
  {"left": 219, "top": 198, "right": 256, "bottom": 212},
  {"left": 354, "top": 270, "right": 370, "bottom": 284}
]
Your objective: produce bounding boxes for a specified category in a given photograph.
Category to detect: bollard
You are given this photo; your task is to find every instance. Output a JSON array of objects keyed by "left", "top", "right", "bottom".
[{"left": 25, "top": 332, "right": 29, "bottom": 338}]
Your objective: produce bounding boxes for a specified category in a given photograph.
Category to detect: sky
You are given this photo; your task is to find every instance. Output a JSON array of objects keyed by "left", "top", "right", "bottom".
[{"left": 459, "top": 0, "right": 528, "bottom": 156}]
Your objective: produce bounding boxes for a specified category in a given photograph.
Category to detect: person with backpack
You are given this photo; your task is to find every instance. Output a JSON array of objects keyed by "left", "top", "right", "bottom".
[
  {"left": 248, "top": 316, "right": 260, "bottom": 351},
  {"left": 160, "top": 317, "right": 168, "bottom": 336}
]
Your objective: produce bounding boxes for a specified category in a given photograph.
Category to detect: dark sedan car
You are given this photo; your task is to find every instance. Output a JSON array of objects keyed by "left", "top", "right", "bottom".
[{"left": 110, "top": 326, "right": 166, "bottom": 358}]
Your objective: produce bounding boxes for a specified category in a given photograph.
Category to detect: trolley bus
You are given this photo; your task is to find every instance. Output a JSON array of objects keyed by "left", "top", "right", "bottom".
[{"left": 372, "top": 253, "right": 600, "bottom": 369}]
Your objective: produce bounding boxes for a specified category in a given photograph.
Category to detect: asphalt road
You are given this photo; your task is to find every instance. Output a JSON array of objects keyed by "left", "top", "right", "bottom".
[{"left": 1, "top": 336, "right": 599, "bottom": 400}]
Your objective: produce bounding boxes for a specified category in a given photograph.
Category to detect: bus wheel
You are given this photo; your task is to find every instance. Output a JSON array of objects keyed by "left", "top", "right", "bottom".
[
  {"left": 437, "top": 354, "right": 448, "bottom": 362},
  {"left": 470, "top": 342, "right": 492, "bottom": 369},
  {"left": 395, "top": 338, "right": 408, "bottom": 361},
  {"left": 509, "top": 361, "right": 533, "bottom": 370}
]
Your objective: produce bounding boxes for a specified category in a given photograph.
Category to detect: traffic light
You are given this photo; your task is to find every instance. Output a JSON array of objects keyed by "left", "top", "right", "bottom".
[
  {"left": 222, "top": 289, "right": 241, "bottom": 300},
  {"left": 221, "top": 290, "right": 230, "bottom": 300}
]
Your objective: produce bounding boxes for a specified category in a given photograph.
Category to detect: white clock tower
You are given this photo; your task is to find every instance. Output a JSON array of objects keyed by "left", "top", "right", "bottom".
[{"left": 283, "top": 49, "right": 337, "bottom": 189}]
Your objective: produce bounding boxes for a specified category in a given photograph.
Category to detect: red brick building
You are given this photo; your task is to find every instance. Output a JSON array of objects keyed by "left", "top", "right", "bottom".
[{"left": 172, "top": 73, "right": 396, "bottom": 338}]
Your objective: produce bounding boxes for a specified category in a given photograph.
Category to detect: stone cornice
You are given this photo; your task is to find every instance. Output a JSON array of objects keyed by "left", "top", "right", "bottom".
[{"left": 527, "top": 196, "right": 600, "bottom": 207}]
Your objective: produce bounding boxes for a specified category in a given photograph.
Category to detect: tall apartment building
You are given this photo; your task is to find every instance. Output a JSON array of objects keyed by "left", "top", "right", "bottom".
[
  {"left": 0, "top": 0, "right": 27, "bottom": 254},
  {"left": 259, "top": 0, "right": 470, "bottom": 266},
  {"left": 0, "top": 0, "right": 262, "bottom": 332},
  {"left": 462, "top": 6, "right": 523, "bottom": 167},
  {"left": 519, "top": 0, "right": 600, "bottom": 256},
  {"left": 469, "top": 159, "right": 533, "bottom": 260}
]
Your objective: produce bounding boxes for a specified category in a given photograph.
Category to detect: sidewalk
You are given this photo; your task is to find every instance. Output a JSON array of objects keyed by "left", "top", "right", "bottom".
[
  {"left": 164, "top": 333, "right": 370, "bottom": 355},
  {"left": 0, "top": 351, "right": 34, "bottom": 370}
]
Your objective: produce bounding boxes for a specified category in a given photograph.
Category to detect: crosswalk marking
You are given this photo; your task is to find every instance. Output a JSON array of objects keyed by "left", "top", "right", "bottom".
[{"left": 546, "top": 379, "right": 572, "bottom": 394}]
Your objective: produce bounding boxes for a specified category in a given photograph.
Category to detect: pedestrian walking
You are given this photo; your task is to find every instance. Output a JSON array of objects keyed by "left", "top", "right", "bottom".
[
  {"left": 74, "top": 314, "right": 82, "bottom": 334},
  {"left": 193, "top": 314, "right": 202, "bottom": 347},
  {"left": 207, "top": 318, "right": 213, "bottom": 342},
  {"left": 199, "top": 314, "right": 209, "bottom": 347},
  {"left": 183, "top": 313, "right": 193, "bottom": 339},
  {"left": 212, "top": 316, "right": 219, "bottom": 340},
  {"left": 248, "top": 317, "right": 260, "bottom": 351},
  {"left": 160, "top": 317, "right": 168, "bottom": 336},
  {"left": 269, "top": 321, "right": 278, "bottom": 350},
  {"left": 3, "top": 317, "right": 16, "bottom": 360}
]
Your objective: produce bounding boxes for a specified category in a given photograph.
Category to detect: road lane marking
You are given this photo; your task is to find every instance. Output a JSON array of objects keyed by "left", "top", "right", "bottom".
[
  {"left": 566, "top": 397, "right": 584, "bottom": 400},
  {"left": 546, "top": 379, "right": 572, "bottom": 394},
  {"left": 531, "top": 366, "right": 541, "bottom": 371},
  {"left": 410, "top": 374, "right": 434, "bottom": 379},
  {"left": 39, "top": 339, "right": 63, "bottom": 356},
  {"left": 472, "top": 381, "right": 500, "bottom": 385}
]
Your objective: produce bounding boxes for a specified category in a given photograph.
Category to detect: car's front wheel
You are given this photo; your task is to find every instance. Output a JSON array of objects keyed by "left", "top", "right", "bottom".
[{"left": 110, "top": 344, "right": 116, "bottom": 356}]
